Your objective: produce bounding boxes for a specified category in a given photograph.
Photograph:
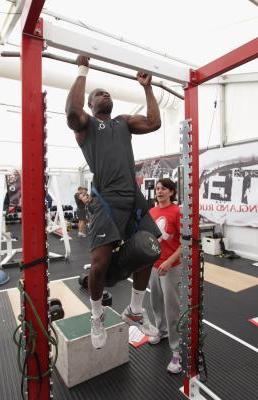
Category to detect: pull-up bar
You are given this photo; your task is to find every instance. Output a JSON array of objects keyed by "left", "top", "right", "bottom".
[{"left": 0, "top": 50, "right": 185, "bottom": 100}]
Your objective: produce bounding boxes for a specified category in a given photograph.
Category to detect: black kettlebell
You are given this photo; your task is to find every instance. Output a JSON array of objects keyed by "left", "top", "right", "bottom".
[{"left": 49, "top": 298, "right": 65, "bottom": 321}]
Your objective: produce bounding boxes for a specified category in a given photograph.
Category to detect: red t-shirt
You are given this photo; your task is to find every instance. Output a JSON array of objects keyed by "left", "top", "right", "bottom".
[{"left": 149, "top": 203, "right": 181, "bottom": 268}]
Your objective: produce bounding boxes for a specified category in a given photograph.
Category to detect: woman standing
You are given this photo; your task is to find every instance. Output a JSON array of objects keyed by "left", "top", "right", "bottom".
[{"left": 149, "top": 178, "right": 182, "bottom": 374}]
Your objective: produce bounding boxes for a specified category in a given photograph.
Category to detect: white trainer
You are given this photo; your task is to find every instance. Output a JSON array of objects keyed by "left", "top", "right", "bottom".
[
  {"left": 148, "top": 332, "right": 168, "bottom": 345},
  {"left": 90, "top": 314, "right": 107, "bottom": 349},
  {"left": 121, "top": 306, "right": 159, "bottom": 337},
  {"left": 167, "top": 352, "right": 182, "bottom": 374},
  {"left": 78, "top": 232, "right": 87, "bottom": 237}
]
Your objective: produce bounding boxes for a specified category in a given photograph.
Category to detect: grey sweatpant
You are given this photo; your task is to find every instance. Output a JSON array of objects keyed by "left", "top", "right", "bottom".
[{"left": 150, "top": 265, "right": 182, "bottom": 352}]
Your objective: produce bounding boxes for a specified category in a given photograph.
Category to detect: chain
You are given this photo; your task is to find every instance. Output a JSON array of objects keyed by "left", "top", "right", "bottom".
[{"left": 13, "top": 281, "right": 58, "bottom": 398}]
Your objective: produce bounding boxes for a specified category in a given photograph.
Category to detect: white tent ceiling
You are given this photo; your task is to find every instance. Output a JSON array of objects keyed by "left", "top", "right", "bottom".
[
  {"left": 1, "top": 0, "right": 257, "bottom": 69},
  {"left": 0, "top": 0, "right": 257, "bottom": 169}
]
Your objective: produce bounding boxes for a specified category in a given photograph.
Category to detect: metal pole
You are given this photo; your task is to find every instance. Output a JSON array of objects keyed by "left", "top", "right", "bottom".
[
  {"left": 0, "top": 50, "right": 185, "bottom": 100},
  {"left": 183, "top": 83, "right": 200, "bottom": 395},
  {"left": 22, "top": 16, "right": 51, "bottom": 399}
]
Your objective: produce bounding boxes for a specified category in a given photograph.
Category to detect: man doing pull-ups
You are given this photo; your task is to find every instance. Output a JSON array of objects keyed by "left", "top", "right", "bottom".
[{"left": 66, "top": 55, "right": 161, "bottom": 349}]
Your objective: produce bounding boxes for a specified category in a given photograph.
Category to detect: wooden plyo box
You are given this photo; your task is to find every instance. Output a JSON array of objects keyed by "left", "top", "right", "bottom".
[{"left": 53, "top": 307, "right": 129, "bottom": 387}]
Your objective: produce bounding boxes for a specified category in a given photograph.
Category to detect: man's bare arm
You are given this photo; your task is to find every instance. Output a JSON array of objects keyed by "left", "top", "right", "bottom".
[
  {"left": 65, "top": 56, "right": 90, "bottom": 143},
  {"left": 121, "top": 72, "right": 161, "bottom": 134}
]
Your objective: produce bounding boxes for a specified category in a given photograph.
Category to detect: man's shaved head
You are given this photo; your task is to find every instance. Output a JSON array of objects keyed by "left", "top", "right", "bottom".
[{"left": 87, "top": 88, "right": 113, "bottom": 115}]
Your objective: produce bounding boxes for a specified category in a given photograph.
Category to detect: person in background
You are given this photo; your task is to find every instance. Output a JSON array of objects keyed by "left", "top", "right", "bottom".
[
  {"left": 3, "top": 192, "right": 10, "bottom": 212},
  {"left": 79, "top": 190, "right": 92, "bottom": 228},
  {"left": 46, "top": 193, "right": 53, "bottom": 210},
  {"left": 74, "top": 186, "right": 88, "bottom": 237},
  {"left": 149, "top": 178, "right": 182, "bottom": 374}
]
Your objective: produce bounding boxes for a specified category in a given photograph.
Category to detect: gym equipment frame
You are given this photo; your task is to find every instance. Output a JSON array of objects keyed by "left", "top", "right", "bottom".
[{"left": 3, "top": 1, "right": 257, "bottom": 399}]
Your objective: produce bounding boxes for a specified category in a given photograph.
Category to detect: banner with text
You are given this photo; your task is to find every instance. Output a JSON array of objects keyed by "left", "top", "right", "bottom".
[
  {"left": 199, "top": 142, "right": 258, "bottom": 227},
  {"left": 135, "top": 142, "right": 258, "bottom": 227}
]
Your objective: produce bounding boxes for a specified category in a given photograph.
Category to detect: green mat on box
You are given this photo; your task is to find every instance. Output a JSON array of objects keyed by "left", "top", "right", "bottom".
[{"left": 54, "top": 307, "right": 122, "bottom": 340}]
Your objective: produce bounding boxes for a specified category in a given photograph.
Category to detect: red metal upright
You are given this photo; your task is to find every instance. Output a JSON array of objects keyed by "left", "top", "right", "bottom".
[
  {"left": 181, "top": 37, "right": 257, "bottom": 398},
  {"left": 193, "top": 38, "right": 258, "bottom": 85},
  {"left": 21, "top": 0, "right": 46, "bottom": 34},
  {"left": 183, "top": 83, "right": 200, "bottom": 395},
  {"left": 21, "top": 0, "right": 49, "bottom": 397}
]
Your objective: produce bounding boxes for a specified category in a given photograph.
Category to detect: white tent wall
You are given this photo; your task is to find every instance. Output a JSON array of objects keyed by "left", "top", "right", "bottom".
[
  {"left": 0, "top": 105, "right": 21, "bottom": 167},
  {"left": 173, "top": 81, "right": 258, "bottom": 260},
  {"left": 219, "top": 81, "right": 258, "bottom": 261},
  {"left": 48, "top": 173, "right": 81, "bottom": 210},
  {"left": 133, "top": 82, "right": 224, "bottom": 160},
  {"left": 198, "top": 84, "right": 223, "bottom": 148},
  {"left": 225, "top": 81, "right": 258, "bottom": 143},
  {"left": 224, "top": 226, "right": 258, "bottom": 261}
]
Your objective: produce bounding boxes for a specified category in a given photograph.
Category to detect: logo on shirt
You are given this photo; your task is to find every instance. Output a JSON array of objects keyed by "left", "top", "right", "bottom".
[
  {"left": 98, "top": 122, "right": 106, "bottom": 132},
  {"left": 156, "top": 217, "right": 173, "bottom": 242},
  {"left": 97, "top": 233, "right": 106, "bottom": 238}
]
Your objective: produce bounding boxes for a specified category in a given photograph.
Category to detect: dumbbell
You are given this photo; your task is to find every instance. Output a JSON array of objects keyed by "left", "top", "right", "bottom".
[
  {"left": 66, "top": 212, "right": 72, "bottom": 220},
  {"left": 78, "top": 270, "right": 112, "bottom": 306},
  {"left": 102, "top": 290, "right": 112, "bottom": 306},
  {"left": 13, "top": 213, "right": 18, "bottom": 221},
  {"left": 8, "top": 215, "right": 15, "bottom": 223},
  {"left": 78, "top": 270, "right": 89, "bottom": 289},
  {"left": 49, "top": 298, "right": 65, "bottom": 321}
]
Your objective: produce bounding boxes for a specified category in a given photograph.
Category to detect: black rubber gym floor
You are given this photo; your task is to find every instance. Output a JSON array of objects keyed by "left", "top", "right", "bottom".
[
  {"left": 1, "top": 223, "right": 258, "bottom": 399},
  {"left": 1, "top": 223, "right": 92, "bottom": 289}
]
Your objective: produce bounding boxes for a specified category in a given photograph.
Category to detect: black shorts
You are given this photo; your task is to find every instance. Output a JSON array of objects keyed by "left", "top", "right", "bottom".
[
  {"left": 88, "top": 191, "right": 161, "bottom": 251},
  {"left": 76, "top": 208, "right": 87, "bottom": 221}
]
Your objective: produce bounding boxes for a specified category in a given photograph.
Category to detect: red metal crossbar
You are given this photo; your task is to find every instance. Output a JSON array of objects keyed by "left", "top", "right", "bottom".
[{"left": 192, "top": 38, "right": 258, "bottom": 85}]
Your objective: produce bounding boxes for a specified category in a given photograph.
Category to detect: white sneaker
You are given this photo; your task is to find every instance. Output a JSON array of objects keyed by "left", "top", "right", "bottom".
[
  {"left": 167, "top": 352, "right": 182, "bottom": 374},
  {"left": 78, "top": 232, "right": 87, "bottom": 237},
  {"left": 121, "top": 306, "right": 159, "bottom": 337},
  {"left": 148, "top": 332, "right": 168, "bottom": 345},
  {"left": 90, "top": 314, "right": 107, "bottom": 349}
]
